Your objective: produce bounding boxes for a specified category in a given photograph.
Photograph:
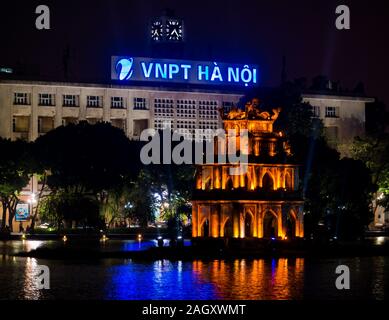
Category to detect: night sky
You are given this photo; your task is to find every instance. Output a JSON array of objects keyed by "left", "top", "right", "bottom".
[{"left": 1, "top": 0, "right": 388, "bottom": 105}]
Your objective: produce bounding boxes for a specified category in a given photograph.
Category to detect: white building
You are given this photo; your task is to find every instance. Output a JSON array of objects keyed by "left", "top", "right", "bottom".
[
  {"left": 1, "top": 79, "right": 384, "bottom": 230},
  {"left": 0, "top": 80, "right": 242, "bottom": 142},
  {"left": 302, "top": 92, "right": 388, "bottom": 229},
  {"left": 0, "top": 79, "right": 243, "bottom": 230},
  {"left": 302, "top": 93, "right": 374, "bottom": 157}
]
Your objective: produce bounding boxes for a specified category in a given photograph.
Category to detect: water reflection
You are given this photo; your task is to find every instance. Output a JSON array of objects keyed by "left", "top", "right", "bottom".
[
  {"left": 0, "top": 239, "right": 388, "bottom": 300},
  {"left": 22, "top": 240, "right": 44, "bottom": 252},
  {"left": 374, "top": 237, "right": 388, "bottom": 246},
  {"left": 193, "top": 258, "right": 304, "bottom": 299},
  {"left": 0, "top": 239, "right": 177, "bottom": 256},
  {"left": 105, "top": 258, "right": 305, "bottom": 300},
  {"left": 23, "top": 257, "right": 43, "bottom": 300},
  {"left": 106, "top": 259, "right": 217, "bottom": 300},
  {"left": 370, "top": 256, "right": 386, "bottom": 299}
]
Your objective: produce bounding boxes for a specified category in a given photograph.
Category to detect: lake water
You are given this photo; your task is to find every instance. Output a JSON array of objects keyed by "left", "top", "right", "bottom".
[{"left": 0, "top": 239, "right": 388, "bottom": 300}]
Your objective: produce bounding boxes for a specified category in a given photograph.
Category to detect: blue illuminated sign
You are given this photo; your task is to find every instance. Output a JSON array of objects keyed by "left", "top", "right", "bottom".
[{"left": 111, "top": 56, "right": 258, "bottom": 87}]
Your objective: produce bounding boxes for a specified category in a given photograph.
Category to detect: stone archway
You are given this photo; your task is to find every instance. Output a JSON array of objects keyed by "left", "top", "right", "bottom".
[
  {"left": 263, "top": 211, "right": 278, "bottom": 238},
  {"left": 204, "top": 177, "right": 212, "bottom": 190},
  {"left": 200, "top": 218, "right": 210, "bottom": 237},
  {"left": 286, "top": 210, "right": 297, "bottom": 239},
  {"left": 285, "top": 172, "right": 292, "bottom": 190},
  {"left": 223, "top": 217, "right": 233, "bottom": 237},
  {"left": 244, "top": 175, "right": 249, "bottom": 189},
  {"left": 225, "top": 177, "right": 233, "bottom": 190},
  {"left": 244, "top": 212, "right": 254, "bottom": 237},
  {"left": 262, "top": 172, "right": 274, "bottom": 191}
]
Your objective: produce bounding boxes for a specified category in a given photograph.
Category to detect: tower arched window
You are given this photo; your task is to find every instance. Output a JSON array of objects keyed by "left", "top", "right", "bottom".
[{"left": 262, "top": 172, "right": 274, "bottom": 191}]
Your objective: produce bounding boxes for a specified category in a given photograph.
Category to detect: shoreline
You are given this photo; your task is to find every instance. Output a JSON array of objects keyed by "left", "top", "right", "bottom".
[{"left": 11, "top": 241, "right": 389, "bottom": 261}]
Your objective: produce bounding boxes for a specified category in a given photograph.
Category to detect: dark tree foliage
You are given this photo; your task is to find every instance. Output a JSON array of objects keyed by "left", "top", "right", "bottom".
[
  {"left": 125, "top": 170, "right": 157, "bottom": 227},
  {"left": 34, "top": 121, "right": 140, "bottom": 194},
  {"left": 365, "top": 99, "right": 389, "bottom": 137},
  {"left": 33, "top": 121, "right": 142, "bottom": 228},
  {"left": 137, "top": 162, "right": 195, "bottom": 236},
  {"left": 352, "top": 100, "right": 389, "bottom": 215},
  {"left": 240, "top": 82, "right": 323, "bottom": 138},
  {"left": 0, "top": 138, "right": 34, "bottom": 232},
  {"left": 40, "top": 192, "right": 102, "bottom": 230},
  {"left": 305, "top": 156, "right": 375, "bottom": 240}
]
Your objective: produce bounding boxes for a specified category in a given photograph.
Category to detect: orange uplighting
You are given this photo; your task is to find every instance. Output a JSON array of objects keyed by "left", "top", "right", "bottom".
[{"left": 191, "top": 98, "right": 304, "bottom": 241}]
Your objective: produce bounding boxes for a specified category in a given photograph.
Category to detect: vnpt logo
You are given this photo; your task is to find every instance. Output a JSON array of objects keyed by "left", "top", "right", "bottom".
[{"left": 116, "top": 58, "right": 134, "bottom": 80}]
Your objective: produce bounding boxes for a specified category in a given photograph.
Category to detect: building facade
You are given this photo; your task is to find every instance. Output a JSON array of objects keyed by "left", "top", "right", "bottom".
[
  {"left": 0, "top": 79, "right": 381, "bottom": 231},
  {"left": 0, "top": 80, "right": 242, "bottom": 141},
  {"left": 0, "top": 79, "right": 242, "bottom": 231},
  {"left": 302, "top": 93, "right": 388, "bottom": 228},
  {"left": 302, "top": 93, "right": 374, "bottom": 157},
  {"left": 192, "top": 99, "right": 304, "bottom": 240}
]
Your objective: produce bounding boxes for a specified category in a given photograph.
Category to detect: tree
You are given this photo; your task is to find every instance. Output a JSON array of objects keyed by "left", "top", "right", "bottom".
[
  {"left": 34, "top": 121, "right": 139, "bottom": 194},
  {"left": 126, "top": 163, "right": 195, "bottom": 236},
  {"left": 29, "top": 171, "right": 49, "bottom": 231},
  {"left": 305, "top": 156, "right": 375, "bottom": 239},
  {"left": 352, "top": 134, "right": 389, "bottom": 214},
  {"left": 124, "top": 171, "right": 157, "bottom": 227},
  {"left": 101, "top": 183, "right": 130, "bottom": 228},
  {"left": 240, "top": 82, "right": 323, "bottom": 138},
  {"left": 39, "top": 192, "right": 101, "bottom": 230},
  {"left": 0, "top": 138, "right": 33, "bottom": 232},
  {"left": 33, "top": 121, "right": 141, "bottom": 229},
  {"left": 351, "top": 100, "right": 389, "bottom": 216}
]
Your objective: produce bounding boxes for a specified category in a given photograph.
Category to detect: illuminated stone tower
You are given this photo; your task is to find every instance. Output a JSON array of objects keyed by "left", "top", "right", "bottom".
[{"left": 191, "top": 98, "right": 304, "bottom": 240}]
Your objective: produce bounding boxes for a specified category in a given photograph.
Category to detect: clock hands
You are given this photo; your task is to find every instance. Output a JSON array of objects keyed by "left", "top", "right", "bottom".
[
  {"left": 171, "top": 29, "right": 179, "bottom": 38},
  {"left": 151, "top": 19, "right": 183, "bottom": 41}
]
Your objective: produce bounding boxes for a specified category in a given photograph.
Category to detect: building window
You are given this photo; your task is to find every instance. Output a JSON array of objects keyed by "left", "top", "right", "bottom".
[
  {"left": 199, "top": 100, "right": 218, "bottom": 119},
  {"left": 111, "top": 96, "right": 125, "bottom": 109},
  {"left": 325, "top": 106, "right": 339, "bottom": 118},
  {"left": 177, "top": 100, "right": 196, "bottom": 119},
  {"left": 154, "top": 119, "right": 173, "bottom": 130},
  {"left": 134, "top": 97, "right": 147, "bottom": 110},
  {"left": 325, "top": 126, "right": 339, "bottom": 141},
  {"left": 14, "top": 92, "right": 30, "bottom": 105},
  {"left": 111, "top": 119, "right": 126, "bottom": 131},
  {"left": 154, "top": 98, "right": 174, "bottom": 118},
  {"left": 87, "top": 95, "right": 102, "bottom": 108},
  {"left": 133, "top": 119, "right": 149, "bottom": 136},
  {"left": 198, "top": 100, "right": 219, "bottom": 137},
  {"left": 63, "top": 94, "right": 79, "bottom": 107},
  {"left": 38, "top": 117, "right": 54, "bottom": 134},
  {"left": 62, "top": 118, "right": 78, "bottom": 126},
  {"left": 87, "top": 118, "right": 102, "bottom": 125},
  {"left": 38, "top": 93, "right": 55, "bottom": 106},
  {"left": 311, "top": 106, "right": 320, "bottom": 117},
  {"left": 12, "top": 116, "right": 30, "bottom": 132}
]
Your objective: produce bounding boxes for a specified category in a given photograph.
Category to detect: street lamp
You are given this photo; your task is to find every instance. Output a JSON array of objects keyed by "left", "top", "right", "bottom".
[{"left": 27, "top": 193, "right": 37, "bottom": 205}]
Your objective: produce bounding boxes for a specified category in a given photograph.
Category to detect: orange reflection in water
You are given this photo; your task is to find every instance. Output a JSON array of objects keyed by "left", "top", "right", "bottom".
[
  {"left": 193, "top": 258, "right": 304, "bottom": 299},
  {"left": 23, "top": 257, "right": 43, "bottom": 300}
]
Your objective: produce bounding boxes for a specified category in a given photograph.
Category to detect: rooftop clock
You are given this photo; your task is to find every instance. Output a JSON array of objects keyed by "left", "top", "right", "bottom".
[
  {"left": 150, "top": 13, "right": 184, "bottom": 43},
  {"left": 165, "top": 19, "right": 183, "bottom": 42},
  {"left": 151, "top": 20, "right": 164, "bottom": 42}
]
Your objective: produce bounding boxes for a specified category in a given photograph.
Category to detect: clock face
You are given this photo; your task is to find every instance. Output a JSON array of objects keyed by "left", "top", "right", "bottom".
[
  {"left": 165, "top": 19, "right": 183, "bottom": 41},
  {"left": 151, "top": 20, "right": 164, "bottom": 41}
]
